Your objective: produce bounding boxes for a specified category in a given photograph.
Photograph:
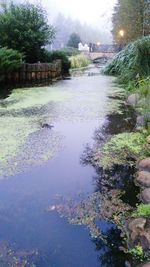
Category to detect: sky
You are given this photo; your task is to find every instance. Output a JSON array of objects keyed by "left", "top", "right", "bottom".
[
  {"left": 13, "top": 0, "right": 118, "bottom": 42},
  {"left": 17, "top": 0, "right": 117, "bottom": 31},
  {"left": 43, "top": 0, "right": 117, "bottom": 27}
]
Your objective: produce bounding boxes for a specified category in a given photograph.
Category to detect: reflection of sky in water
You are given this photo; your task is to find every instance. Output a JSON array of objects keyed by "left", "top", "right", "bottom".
[{"left": 0, "top": 70, "right": 124, "bottom": 266}]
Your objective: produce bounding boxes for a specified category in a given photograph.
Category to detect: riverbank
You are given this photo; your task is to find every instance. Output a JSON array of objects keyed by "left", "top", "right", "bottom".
[
  {"left": 126, "top": 85, "right": 150, "bottom": 267},
  {"left": 97, "top": 36, "right": 150, "bottom": 266}
]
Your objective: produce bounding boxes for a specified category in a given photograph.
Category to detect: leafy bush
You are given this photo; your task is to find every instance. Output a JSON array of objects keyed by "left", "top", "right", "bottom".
[
  {"left": 0, "top": 47, "right": 23, "bottom": 79},
  {"left": 104, "top": 36, "right": 150, "bottom": 82},
  {"left": 0, "top": 2, "right": 55, "bottom": 63},
  {"left": 133, "top": 204, "right": 150, "bottom": 217},
  {"left": 70, "top": 54, "right": 90, "bottom": 69},
  {"left": 43, "top": 50, "right": 71, "bottom": 75},
  {"left": 59, "top": 47, "right": 80, "bottom": 57}
]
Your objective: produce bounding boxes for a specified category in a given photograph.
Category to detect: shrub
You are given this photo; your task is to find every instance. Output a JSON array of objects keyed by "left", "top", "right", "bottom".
[
  {"left": 104, "top": 36, "right": 150, "bottom": 83},
  {"left": 70, "top": 54, "right": 90, "bottom": 69},
  {"left": 0, "top": 2, "right": 55, "bottom": 63},
  {"left": 0, "top": 47, "right": 23, "bottom": 80},
  {"left": 43, "top": 50, "right": 71, "bottom": 75}
]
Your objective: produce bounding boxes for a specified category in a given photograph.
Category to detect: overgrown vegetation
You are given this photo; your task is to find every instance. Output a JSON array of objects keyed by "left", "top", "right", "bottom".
[
  {"left": 0, "top": 47, "right": 23, "bottom": 80},
  {"left": 102, "top": 35, "right": 150, "bottom": 264},
  {"left": 95, "top": 132, "right": 148, "bottom": 169},
  {"left": 70, "top": 54, "right": 90, "bottom": 69},
  {"left": 104, "top": 36, "right": 150, "bottom": 82}
]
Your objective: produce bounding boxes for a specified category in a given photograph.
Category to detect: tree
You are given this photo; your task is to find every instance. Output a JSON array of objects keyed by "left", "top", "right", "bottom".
[
  {"left": 112, "top": 0, "right": 150, "bottom": 44},
  {"left": 0, "top": 2, "right": 55, "bottom": 63},
  {"left": 67, "top": 32, "right": 81, "bottom": 48}
]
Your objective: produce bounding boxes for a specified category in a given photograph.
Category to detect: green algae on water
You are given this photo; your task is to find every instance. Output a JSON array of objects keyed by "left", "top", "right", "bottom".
[
  {"left": 47, "top": 190, "right": 130, "bottom": 239},
  {"left": 0, "top": 86, "right": 68, "bottom": 177},
  {"left": 0, "top": 86, "right": 71, "bottom": 112}
]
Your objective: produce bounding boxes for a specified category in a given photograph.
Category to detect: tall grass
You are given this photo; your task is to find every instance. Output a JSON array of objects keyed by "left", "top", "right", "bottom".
[
  {"left": 70, "top": 54, "right": 90, "bottom": 69},
  {"left": 104, "top": 36, "right": 150, "bottom": 83}
]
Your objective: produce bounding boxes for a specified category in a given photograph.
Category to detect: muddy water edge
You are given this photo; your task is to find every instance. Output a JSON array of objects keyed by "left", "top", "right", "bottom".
[{"left": 0, "top": 64, "right": 146, "bottom": 267}]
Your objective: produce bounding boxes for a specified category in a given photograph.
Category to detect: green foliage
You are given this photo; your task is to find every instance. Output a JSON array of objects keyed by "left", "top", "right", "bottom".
[
  {"left": 0, "top": 47, "right": 23, "bottom": 79},
  {"left": 136, "top": 77, "right": 150, "bottom": 128},
  {"left": 137, "top": 78, "right": 150, "bottom": 98},
  {"left": 112, "top": 0, "right": 150, "bottom": 44},
  {"left": 67, "top": 32, "right": 81, "bottom": 48},
  {"left": 70, "top": 54, "right": 90, "bottom": 69},
  {"left": 44, "top": 50, "right": 71, "bottom": 75},
  {"left": 129, "top": 245, "right": 146, "bottom": 261},
  {"left": 0, "top": 2, "right": 55, "bottom": 63},
  {"left": 96, "top": 132, "right": 147, "bottom": 168},
  {"left": 133, "top": 204, "right": 150, "bottom": 217},
  {"left": 104, "top": 36, "right": 150, "bottom": 82}
]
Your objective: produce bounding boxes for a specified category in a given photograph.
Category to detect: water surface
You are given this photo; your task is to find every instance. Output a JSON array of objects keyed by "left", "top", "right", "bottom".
[{"left": 0, "top": 66, "right": 126, "bottom": 266}]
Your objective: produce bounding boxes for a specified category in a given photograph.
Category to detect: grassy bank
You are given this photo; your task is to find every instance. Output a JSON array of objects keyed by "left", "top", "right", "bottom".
[
  {"left": 104, "top": 36, "right": 150, "bottom": 138},
  {"left": 104, "top": 36, "right": 150, "bottom": 83},
  {"left": 99, "top": 36, "right": 150, "bottom": 264}
]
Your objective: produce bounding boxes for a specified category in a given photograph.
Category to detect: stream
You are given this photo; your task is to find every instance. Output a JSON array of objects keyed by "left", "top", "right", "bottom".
[{"left": 0, "top": 65, "right": 136, "bottom": 266}]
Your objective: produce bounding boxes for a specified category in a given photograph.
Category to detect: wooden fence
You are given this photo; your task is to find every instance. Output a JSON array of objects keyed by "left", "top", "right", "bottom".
[{"left": 3, "top": 60, "right": 62, "bottom": 86}]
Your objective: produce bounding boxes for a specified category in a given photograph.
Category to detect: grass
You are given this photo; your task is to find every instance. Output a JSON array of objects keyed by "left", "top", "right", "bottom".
[
  {"left": 70, "top": 54, "right": 90, "bottom": 69},
  {"left": 104, "top": 36, "right": 150, "bottom": 83}
]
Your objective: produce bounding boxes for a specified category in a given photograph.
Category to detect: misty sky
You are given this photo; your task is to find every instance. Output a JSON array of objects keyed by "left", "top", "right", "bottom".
[
  {"left": 44, "top": 0, "right": 117, "bottom": 26},
  {"left": 18, "top": 0, "right": 117, "bottom": 31}
]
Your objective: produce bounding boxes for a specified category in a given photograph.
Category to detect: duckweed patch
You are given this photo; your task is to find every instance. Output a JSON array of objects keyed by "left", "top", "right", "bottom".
[
  {"left": 0, "top": 241, "right": 39, "bottom": 267},
  {"left": 0, "top": 73, "right": 125, "bottom": 176},
  {"left": 0, "top": 116, "right": 38, "bottom": 162},
  {"left": 0, "top": 86, "right": 69, "bottom": 177},
  {"left": 48, "top": 190, "right": 130, "bottom": 239},
  {"left": 0, "top": 86, "right": 71, "bottom": 113},
  {"left": 94, "top": 132, "right": 147, "bottom": 169},
  {"left": 106, "top": 86, "right": 126, "bottom": 115}
]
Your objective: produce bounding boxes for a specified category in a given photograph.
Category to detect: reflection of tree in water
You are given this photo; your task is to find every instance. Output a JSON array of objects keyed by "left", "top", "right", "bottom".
[
  {"left": 81, "top": 105, "right": 139, "bottom": 207},
  {"left": 80, "top": 107, "right": 138, "bottom": 267},
  {"left": 94, "top": 227, "right": 130, "bottom": 267}
]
